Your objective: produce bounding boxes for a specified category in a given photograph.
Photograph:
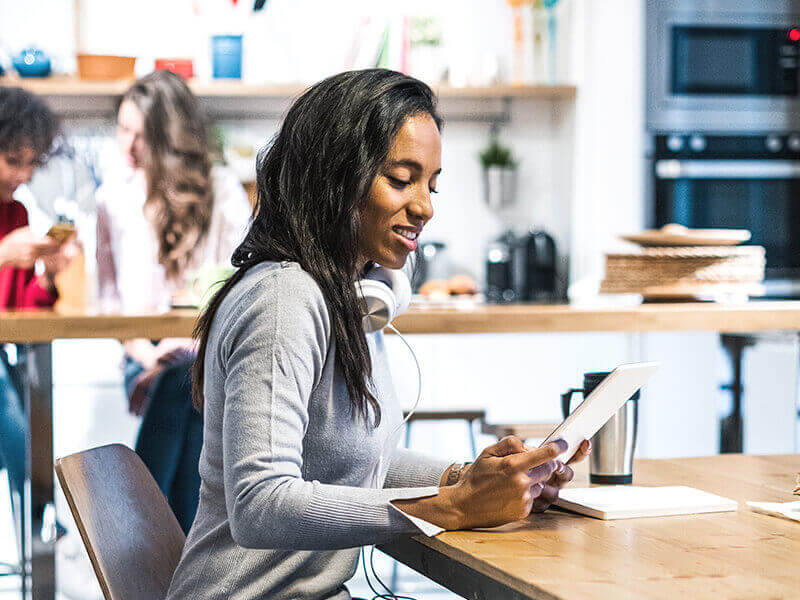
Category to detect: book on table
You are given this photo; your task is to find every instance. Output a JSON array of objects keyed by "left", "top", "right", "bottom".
[{"left": 555, "top": 485, "right": 738, "bottom": 520}]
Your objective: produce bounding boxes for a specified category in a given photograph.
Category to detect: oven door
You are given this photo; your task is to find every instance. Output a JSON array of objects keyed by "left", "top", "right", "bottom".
[
  {"left": 654, "top": 159, "right": 800, "bottom": 280},
  {"left": 646, "top": 2, "right": 800, "bottom": 131}
]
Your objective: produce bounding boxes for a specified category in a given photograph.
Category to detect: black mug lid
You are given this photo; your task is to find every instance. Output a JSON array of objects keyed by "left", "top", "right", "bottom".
[{"left": 583, "top": 371, "right": 640, "bottom": 401}]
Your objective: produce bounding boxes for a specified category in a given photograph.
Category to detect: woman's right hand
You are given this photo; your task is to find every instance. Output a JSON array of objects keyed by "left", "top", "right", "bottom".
[
  {"left": 446, "top": 437, "right": 566, "bottom": 530},
  {"left": 0, "top": 227, "right": 59, "bottom": 269},
  {"left": 393, "top": 436, "right": 567, "bottom": 531}
]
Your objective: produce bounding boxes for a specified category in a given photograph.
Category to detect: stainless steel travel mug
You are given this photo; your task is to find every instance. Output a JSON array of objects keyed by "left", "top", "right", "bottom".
[{"left": 561, "top": 372, "right": 640, "bottom": 485}]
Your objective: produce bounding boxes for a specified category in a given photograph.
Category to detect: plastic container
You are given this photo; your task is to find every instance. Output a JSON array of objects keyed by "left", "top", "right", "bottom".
[
  {"left": 154, "top": 58, "right": 194, "bottom": 80},
  {"left": 76, "top": 54, "right": 136, "bottom": 80},
  {"left": 211, "top": 35, "right": 243, "bottom": 79}
]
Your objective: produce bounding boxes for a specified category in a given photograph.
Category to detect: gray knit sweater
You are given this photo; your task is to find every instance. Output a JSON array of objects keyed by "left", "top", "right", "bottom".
[{"left": 166, "top": 261, "right": 451, "bottom": 600}]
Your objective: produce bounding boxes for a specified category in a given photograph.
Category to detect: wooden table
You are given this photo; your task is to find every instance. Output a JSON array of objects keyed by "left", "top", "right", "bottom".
[
  {"left": 3, "top": 303, "right": 800, "bottom": 599},
  {"left": 380, "top": 453, "right": 800, "bottom": 600}
]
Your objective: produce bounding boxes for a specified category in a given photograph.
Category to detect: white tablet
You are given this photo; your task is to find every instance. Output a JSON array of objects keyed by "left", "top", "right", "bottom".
[{"left": 540, "top": 362, "right": 660, "bottom": 462}]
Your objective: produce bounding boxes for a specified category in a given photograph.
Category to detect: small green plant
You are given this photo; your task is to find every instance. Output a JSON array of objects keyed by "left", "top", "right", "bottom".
[
  {"left": 479, "top": 142, "right": 517, "bottom": 169},
  {"left": 409, "top": 17, "right": 443, "bottom": 47}
]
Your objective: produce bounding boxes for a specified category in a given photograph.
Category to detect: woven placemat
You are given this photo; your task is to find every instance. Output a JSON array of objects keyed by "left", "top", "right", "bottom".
[
  {"left": 601, "top": 245, "right": 766, "bottom": 298},
  {"left": 606, "top": 246, "right": 765, "bottom": 259},
  {"left": 600, "top": 281, "right": 765, "bottom": 298}
]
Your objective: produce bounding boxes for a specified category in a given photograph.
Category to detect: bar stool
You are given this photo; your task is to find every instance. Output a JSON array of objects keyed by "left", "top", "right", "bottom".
[
  {"left": 391, "top": 409, "right": 485, "bottom": 591},
  {"left": 480, "top": 421, "right": 560, "bottom": 443},
  {"left": 402, "top": 409, "right": 486, "bottom": 459}
]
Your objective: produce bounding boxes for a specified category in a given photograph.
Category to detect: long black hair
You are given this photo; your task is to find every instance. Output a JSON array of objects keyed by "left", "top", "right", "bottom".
[{"left": 192, "top": 69, "right": 442, "bottom": 425}]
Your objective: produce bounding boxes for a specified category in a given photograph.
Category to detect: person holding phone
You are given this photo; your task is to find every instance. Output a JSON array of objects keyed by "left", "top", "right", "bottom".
[
  {"left": 0, "top": 86, "right": 78, "bottom": 542},
  {"left": 95, "top": 70, "right": 250, "bottom": 533},
  {"left": 166, "top": 69, "right": 590, "bottom": 600}
]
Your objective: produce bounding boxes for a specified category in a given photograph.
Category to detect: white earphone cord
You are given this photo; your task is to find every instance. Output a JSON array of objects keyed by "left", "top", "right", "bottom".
[
  {"left": 362, "top": 324, "right": 421, "bottom": 600},
  {"left": 386, "top": 323, "right": 422, "bottom": 429}
]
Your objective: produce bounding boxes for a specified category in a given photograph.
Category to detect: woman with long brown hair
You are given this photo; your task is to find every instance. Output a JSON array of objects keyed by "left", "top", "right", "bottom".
[
  {"left": 95, "top": 70, "right": 250, "bottom": 532},
  {"left": 166, "top": 69, "right": 588, "bottom": 599}
]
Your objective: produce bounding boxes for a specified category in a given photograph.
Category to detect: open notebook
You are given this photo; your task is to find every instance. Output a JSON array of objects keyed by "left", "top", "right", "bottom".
[{"left": 555, "top": 485, "right": 738, "bottom": 520}]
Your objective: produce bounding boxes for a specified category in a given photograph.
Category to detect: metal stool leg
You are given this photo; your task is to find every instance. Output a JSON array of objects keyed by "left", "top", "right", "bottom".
[
  {"left": 0, "top": 473, "right": 24, "bottom": 593},
  {"left": 467, "top": 419, "right": 478, "bottom": 459}
]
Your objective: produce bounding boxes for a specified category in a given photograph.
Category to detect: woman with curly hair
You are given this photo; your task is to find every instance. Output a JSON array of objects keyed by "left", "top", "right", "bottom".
[
  {"left": 95, "top": 70, "right": 250, "bottom": 532},
  {"left": 0, "top": 86, "right": 77, "bottom": 541}
]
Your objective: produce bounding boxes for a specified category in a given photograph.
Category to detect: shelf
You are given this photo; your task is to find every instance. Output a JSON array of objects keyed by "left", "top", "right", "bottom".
[{"left": 0, "top": 76, "right": 576, "bottom": 101}]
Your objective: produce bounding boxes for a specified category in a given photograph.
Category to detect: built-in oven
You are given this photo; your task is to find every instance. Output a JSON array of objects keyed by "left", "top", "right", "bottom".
[
  {"left": 647, "top": 0, "right": 800, "bottom": 131},
  {"left": 651, "top": 132, "right": 800, "bottom": 295}
]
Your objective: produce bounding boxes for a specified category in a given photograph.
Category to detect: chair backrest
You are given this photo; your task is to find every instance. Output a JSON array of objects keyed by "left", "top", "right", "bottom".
[{"left": 55, "top": 444, "right": 186, "bottom": 600}]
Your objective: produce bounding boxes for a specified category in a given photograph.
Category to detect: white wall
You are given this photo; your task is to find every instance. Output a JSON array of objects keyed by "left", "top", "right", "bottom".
[
  {"left": 569, "top": 0, "right": 646, "bottom": 299},
  {"left": 3, "top": 0, "right": 580, "bottom": 287}
]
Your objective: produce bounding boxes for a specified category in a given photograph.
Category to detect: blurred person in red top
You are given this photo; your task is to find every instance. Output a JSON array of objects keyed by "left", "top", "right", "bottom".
[
  {"left": 0, "top": 87, "right": 76, "bottom": 309},
  {"left": 0, "top": 87, "right": 76, "bottom": 544}
]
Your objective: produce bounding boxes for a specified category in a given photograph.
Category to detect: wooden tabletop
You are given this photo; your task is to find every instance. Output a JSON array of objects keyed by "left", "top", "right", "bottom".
[
  {"left": 380, "top": 454, "right": 800, "bottom": 600},
  {"left": 1, "top": 301, "right": 800, "bottom": 342}
]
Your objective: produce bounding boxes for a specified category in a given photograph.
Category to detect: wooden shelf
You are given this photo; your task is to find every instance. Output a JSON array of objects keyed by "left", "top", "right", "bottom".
[{"left": 0, "top": 76, "right": 576, "bottom": 101}]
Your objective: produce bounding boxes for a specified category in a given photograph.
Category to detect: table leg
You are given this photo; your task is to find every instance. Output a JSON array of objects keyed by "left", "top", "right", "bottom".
[
  {"left": 719, "top": 334, "right": 756, "bottom": 454},
  {"left": 23, "top": 343, "right": 55, "bottom": 600}
]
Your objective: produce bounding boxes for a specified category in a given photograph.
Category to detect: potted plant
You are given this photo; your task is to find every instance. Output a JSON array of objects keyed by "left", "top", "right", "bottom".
[{"left": 479, "top": 141, "right": 518, "bottom": 209}]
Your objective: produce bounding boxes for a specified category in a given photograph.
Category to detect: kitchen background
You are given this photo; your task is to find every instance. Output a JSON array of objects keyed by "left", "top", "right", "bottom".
[{"left": 1, "top": 0, "right": 798, "bottom": 597}]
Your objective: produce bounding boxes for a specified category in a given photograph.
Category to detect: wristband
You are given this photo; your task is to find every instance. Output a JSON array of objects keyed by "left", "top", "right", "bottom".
[{"left": 444, "top": 461, "right": 472, "bottom": 487}]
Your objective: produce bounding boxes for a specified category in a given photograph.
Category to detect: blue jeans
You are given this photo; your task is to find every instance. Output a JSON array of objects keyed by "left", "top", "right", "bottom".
[
  {"left": 124, "top": 355, "right": 202, "bottom": 534},
  {"left": 0, "top": 347, "right": 26, "bottom": 502}
]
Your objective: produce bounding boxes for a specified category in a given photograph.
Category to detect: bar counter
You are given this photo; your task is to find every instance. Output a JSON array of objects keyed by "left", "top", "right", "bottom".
[{"left": 2, "top": 300, "right": 800, "bottom": 342}]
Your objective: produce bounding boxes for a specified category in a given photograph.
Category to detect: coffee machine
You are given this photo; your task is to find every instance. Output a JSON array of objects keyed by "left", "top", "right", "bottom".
[
  {"left": 486, "top": 229, "right": 560, "bottom": 303},
  {"left": 485, "top": 232, "right": 517, "bottom": 303},
  {"left": 520, "top": 229, "right": 559, "bottom": 302}
]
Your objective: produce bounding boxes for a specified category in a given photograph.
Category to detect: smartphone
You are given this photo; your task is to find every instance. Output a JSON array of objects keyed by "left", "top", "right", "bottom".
[
  {"left": 46, "top": 222, "right": 76, "bottom": 244},
  {"left": 540, "top": 362, "right": 660, "bottom": 462}
]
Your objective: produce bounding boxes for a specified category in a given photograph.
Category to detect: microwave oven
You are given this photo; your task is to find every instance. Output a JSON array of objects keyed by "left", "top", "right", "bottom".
[{"left": 647, "top": 0, "right": 800, "bottom": 132}]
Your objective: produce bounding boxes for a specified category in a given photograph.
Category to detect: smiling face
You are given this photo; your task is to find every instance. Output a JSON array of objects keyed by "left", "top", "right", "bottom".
[
  {"left": 0, "top": 146, "right": 38, "bottom": 203},
  {"left": 358, "top": 113, "right": 442, "bottom": 270},
  {"left": 117, "top": 99, "right": 146, "bottom": 170}
]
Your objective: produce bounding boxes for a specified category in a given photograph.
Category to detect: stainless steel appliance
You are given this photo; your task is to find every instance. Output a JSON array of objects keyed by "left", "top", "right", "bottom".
[
  {"left": 486, "top": 232, "right": 517, "bottom": 303},
  {"left": 410, "top": 241, "right": 447, "bottom": 292},
  {"left": 646, "top": 1, "right": 800, "bottom": 295},
  {"left": 485, "top": 229, "right": 561, "bottom": 303},
  {"left": 647, "top": 0, "right": 800, "bottom": 132},
  {"left": 651, "top": 133, "right": 800, "bottom": 291},
  {"left": 520, "top": 229, "right": 560, "bottom": 302}
]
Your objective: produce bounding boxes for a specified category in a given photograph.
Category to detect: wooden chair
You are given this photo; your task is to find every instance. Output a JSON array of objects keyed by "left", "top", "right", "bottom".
[{"left": 54, "top": 444, "right": 186, "bottom": 600}]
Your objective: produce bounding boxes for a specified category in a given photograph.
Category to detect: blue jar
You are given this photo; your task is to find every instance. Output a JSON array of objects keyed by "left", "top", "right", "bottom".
[
  {"left": 13, "top": 48, "right": 52, "bottom": 78},
  {"left": 211, "top": 35, "right": 243, "bottom": 79}
]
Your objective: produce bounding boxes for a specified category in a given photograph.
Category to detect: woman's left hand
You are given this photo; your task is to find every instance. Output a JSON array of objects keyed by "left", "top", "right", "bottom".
[
  {"left": 40, "top": 238, "right": 81, "bottom": 291},
  {"left": 129, "top": 366, "right": 163, "bottom": 416},
  {"left": 531, "top": 439, "right": 591, "bottom": 513},
  {"left": 153, "top": 338, "right": 195, "bottom": 365}
]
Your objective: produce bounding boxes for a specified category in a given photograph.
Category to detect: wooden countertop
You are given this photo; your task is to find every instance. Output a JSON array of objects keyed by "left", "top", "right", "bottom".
[
  {"left": 1, "top": 301, "right": 800, "bottom": 342},
  {"left": 395, "top": 301, "right": 800, "bottom": 334},
  {"left": 380, "top": 453, "right": 800, "bottom": 600}
]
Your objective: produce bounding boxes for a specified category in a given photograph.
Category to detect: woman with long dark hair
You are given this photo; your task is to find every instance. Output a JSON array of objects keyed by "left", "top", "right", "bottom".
[
  {"left": 167, "top": 69, "right": 588, "bottom": 599},
  {"left": 95, "top": 70, "right": 250, "bottom": 533}
]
